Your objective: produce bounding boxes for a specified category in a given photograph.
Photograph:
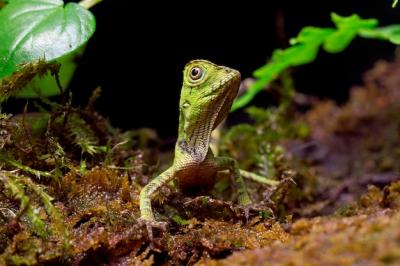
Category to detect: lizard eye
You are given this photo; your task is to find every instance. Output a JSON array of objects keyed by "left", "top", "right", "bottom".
[{"left": 189, "top": 67, "right": 203, "bottom": 81}]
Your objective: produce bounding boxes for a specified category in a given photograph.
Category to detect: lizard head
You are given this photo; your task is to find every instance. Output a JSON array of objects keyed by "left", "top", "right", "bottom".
[
  {"left": 180, "top": 60, "right": 241, "bottom": 132},
  {"left": 176, "top": 60, "right": 241, "bottom": 161}
]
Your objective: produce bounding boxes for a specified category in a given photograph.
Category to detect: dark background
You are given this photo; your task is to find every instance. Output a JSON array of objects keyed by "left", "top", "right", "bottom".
[{"left": 12, "top": 0, "right": 400, "bottom": 139}]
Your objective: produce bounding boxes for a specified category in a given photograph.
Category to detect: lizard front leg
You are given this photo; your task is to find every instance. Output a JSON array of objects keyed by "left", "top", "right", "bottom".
[
  {"left": 239, "top": 169, "right": 279, "bottom": 186},
  {"left": 212, "top": 156, "right": 252, "bottom": 205},
  {"left": 139, "top": 167, "right": 174, "bottom": 234}
]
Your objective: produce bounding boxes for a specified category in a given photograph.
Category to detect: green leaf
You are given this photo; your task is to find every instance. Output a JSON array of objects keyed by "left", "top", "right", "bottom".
[
  {"left": 254, "top": 45, "right": 320, "bottom": 77},
  {"left": 233, "top": 27, "right": 335, "bottom": 111},
  {"left": 324, "top": 30, "right": 358, "bottom": 53},
  {"left": 231, "top": 78, "right": 267, "bottom": 111},
  {"left": 331, "top": 13, "right": 378, "bottom": 29},
  {"left": 359, "top": 25, "right": 400, "bottom": 45},
  {"left": 324, "top": 13, "right": 378, "bottom": 53},
  {"left": 232, "top": 13, "right": 396, "bottom": 112},
  {"left": 233, "top": 44, "right": 321, "bottom": 111},
  {"left": 0, "top": 0, "right": 95, "bottom": 80},
  {"left": 393, "top": 0, "right": 399, "bottom": 8},
  {"left": 289, "top": 27, "right": 334, "bottom": 45}
]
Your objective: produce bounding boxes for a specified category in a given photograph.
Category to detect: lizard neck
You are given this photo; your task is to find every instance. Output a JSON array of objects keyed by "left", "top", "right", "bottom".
[
  {"left": 175, "top": 93, "right": 230, "bottom": 163},
  {"left": 175, "top": 106, "right": 214, "bottom": 162}
]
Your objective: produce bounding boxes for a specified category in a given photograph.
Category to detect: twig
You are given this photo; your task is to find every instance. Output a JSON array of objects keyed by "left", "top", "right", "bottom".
[{"left": 79, "top": 0, "right": 103, "bottom": 9}]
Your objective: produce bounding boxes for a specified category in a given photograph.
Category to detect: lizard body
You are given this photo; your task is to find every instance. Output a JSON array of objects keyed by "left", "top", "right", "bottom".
[{"left": 139, "top": 60, "right": 277, "bottom": 226}]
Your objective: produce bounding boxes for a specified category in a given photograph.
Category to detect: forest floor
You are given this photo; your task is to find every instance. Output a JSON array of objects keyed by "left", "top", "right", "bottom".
[{"left": 1, "top": 60, "right": 400, "bottom": 265}]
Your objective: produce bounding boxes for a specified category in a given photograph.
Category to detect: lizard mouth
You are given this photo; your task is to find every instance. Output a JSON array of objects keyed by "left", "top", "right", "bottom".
[{"left": 203, "top": 70, "right": 241, "bottom": 98}]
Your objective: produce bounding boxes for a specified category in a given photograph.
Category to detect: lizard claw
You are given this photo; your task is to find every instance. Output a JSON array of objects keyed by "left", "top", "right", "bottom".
[
  {"left": 138, "top": 217, "right": 168, "bottom": 241},
  {"left": 234, "top": 204, "right": 252, "bottom": 222},
  {"left": 234, "top": 204, "right": 275, "bottom": 222},
  {"left": 243, "top": 204, "right": 251, "bottom": 221}
]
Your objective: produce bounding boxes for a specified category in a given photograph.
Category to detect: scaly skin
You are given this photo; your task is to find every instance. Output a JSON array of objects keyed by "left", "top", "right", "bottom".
[{"left": 139, "top": 60, "right": 278, "bottom": 228}]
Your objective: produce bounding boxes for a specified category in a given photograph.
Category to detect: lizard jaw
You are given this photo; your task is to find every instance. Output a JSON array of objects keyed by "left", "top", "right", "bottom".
[{"left": 203, "top": 70, "right": 240, "bottom": 99}]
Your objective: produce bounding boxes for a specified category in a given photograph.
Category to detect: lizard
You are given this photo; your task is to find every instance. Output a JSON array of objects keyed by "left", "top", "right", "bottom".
[{"left": 139, "top": 60, "right": 278, "bottom": 233}]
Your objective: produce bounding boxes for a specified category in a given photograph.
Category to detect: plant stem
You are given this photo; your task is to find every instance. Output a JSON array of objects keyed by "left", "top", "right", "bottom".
[
  {"left": 0, "top": 152, "right": 54, "bottom": 179},
  {"left": 79, "top": 0, "right": 102, "bottom": 9}
]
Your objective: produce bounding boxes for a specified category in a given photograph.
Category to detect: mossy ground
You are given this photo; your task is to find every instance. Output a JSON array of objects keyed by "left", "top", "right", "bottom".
[{"left": 1, "top": 60, "right": 400, "bottom": 265}]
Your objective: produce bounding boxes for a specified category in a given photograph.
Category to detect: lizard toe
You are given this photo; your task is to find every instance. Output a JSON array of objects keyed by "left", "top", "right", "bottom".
[{"left": 138, "top": 217, "right": 168, "bottom": 241}]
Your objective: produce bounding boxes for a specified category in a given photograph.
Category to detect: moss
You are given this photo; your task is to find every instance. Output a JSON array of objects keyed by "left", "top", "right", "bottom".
[
  {"left": 358, "top": 185, "right": 383, "bottom": 208},
  {"left": 0, "top": 60, "right": 60, "bottom": 102},
  {"left": 383, "top": 181, "right": 400, "bottom": 208},
  {"left": 334, "top": 203, "right": 357, "bottom": 217},
  {"left": 1, "top": 60, "right": 400, "bottom": 264},
  {"left": 164, "top": 219, "right": 289, "bottom": 264},
  {"left": 202, "top": 191, "right": 400, "bottom": 265}
]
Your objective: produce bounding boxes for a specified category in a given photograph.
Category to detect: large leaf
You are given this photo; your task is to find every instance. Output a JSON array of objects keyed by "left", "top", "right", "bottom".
[{"left": 0, "top": 0, "right": 95, "bottom": 81}]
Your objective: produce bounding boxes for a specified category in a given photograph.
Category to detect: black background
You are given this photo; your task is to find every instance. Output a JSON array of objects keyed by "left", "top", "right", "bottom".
[{"left": 7, "top": 0, "right": 400, "bottom": 138}]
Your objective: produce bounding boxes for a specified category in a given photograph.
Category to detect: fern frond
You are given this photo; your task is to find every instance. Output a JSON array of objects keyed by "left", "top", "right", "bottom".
[{"left": 66, "top": 113, "right": 101, "bottom": 155}]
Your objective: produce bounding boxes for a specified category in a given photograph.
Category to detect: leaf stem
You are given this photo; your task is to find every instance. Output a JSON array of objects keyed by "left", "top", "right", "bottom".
[{"left": 79, "top": 0, "right": 102, "bottom": 9}]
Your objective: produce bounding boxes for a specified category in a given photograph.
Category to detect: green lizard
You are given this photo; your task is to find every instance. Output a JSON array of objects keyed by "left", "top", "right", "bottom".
[{"left": 139, "top": 60, "right": 278, "bottom": 231}]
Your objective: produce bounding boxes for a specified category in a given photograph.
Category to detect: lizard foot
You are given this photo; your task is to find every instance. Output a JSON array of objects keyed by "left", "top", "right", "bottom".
[
  {"left": 234, "top": 203, "right": 253, "bottom": 221},
  {"left": 138, "top": 217, "right": 168, "bottom": 241},
  {"left": 234, "top": 203, "right": 275, "bottom": 222}
]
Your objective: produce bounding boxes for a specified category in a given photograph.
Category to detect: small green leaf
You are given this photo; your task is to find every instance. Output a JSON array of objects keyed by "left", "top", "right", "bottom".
[
  {"left": 393, "top": 0, "right": 399, "bottom": 8},
  {"left": 324, "top": 30, "right": 358, "bottom": 53},
  {"left": 290, "top": 27, "right": 334, "bottom": 45},
  {"left": 233, "top": 43, "right": 321, "bottom": 111},
  {"left": 360, "top": 25, "right": 400, "bottom": 45},
  {"left": 0, "top": 0, "right": 95, "bottom": 80},
  {"left": 324, "top": 13, "right": 378, "bottom": 53},
  {"left": 281, "top": 45, "right": 320, "bottom": 66},
  {"left": 231, "top": 78, "right": 266, "bottom": 111},
  {"left": 331, "top": 13, "right": 378, "bottom": 29},
  {"left": 255, "top": 45, "right": 319, "bottom": 77}
]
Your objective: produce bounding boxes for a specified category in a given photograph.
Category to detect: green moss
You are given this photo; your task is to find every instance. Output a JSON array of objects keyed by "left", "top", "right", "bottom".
[{"left": 334, "top": 203, "right": 357, "bottom": 217}]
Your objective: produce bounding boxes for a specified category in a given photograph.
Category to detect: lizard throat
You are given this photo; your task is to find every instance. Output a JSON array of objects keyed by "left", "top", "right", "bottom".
[
  {"left": 176, "top": 67, "right": 240, "bottom": 163},
  {"left": 178, "top": 86, "right": 236, "bottom": 162}
]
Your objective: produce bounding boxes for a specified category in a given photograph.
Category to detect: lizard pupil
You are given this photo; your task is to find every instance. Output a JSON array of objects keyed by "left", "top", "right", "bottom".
[{"left": 190, "top": 67, "right": 203, "bottom": 80}]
